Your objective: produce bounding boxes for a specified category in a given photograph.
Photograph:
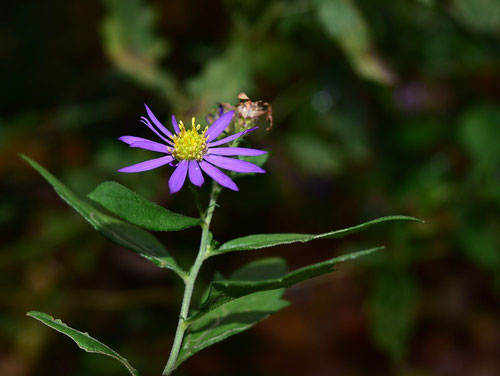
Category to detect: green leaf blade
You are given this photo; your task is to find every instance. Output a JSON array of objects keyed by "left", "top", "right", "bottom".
[
  {"left": 21, "top": 155, "right": 185, "bottom": 278},
  {"left": 27, "top": 311, "right": 139, "bottom": 376},
  {"left": 178, "top": 290, "right": 289, "bottom": 367},
  {"left": 215, "top": 216, "right": 421, "bottom": 254},
  {"left": 88, "top": 181, "right": 200, "bottom": 231},
  {"left": 176, "top": 258, "right": 290, "bottom": 368},
  {"left": 369, "top": 272, "right": 419, "bottom": 360},
  {"left": 187, "top": 247, "right": 383, "bottom": 324},
  {"left": 314, "top": 0, "right": 394, "bottom": 84}
]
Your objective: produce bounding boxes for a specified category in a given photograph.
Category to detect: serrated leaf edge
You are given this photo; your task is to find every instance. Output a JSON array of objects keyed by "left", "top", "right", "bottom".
[
  {"left": 20, "top": 154, "right": 186, "bottom": 279},
  {"left": 214, "top": 216, "right": 422, "bottom": 254},
  {"left": 27, "top": 311, "right": 139, "bottom": 376},
  {"left": 188, "top": 246, "right": 383, "bottom": 323},
  {"left": 176, "top": 298, "right": 289, "bottom": 367}
]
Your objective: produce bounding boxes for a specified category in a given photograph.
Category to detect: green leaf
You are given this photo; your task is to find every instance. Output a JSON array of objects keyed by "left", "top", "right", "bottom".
[
  {"left": 459, "top": 223, "right": 500, "bottom": 271},
  {"left": 101, "top": 0, "right": 186, "bottom": 107},
  {"left": 286, "top": 134, "right": 342, "bottom": 174},
  {"left": 88, "top": 181, "right": 200, "bottom": 231},
  {"left": 230, "top": 257, "right": 288, "bottom": 281},
  {"left": 176, "top": 258, "right": 290, "bottom": 368},
  {"left": 214, "top": 216, "right": 421, "bottom": 254},
  {"left": 314, "top": 0, "right": 394, "bottom": 84},
  {"left": 458, "top": 105, "right": 500, "bottom": 174},
  {"left": 450, "top": 0, "right": 500, "bottom": 35},
  {"left": 102, "top": 0, "right": 168, "bottom": 63},
  {"left": 27, "top": 311, "right": 139, "bottom": 376},
  {"left": 21, "top": 155, "right": 185, "bottom": 278},
  {"left": 369, "top": 271, "right": 418, "bottom": 361},
  {"left": 188, "top": 41, "right": 255, "bottom": 104},
  {"left": 187, "top": 247, "right": 382, "bottom": 324}
]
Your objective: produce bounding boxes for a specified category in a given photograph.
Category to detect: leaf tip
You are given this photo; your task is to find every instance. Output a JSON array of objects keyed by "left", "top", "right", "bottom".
[
  {"left": 399, "top": 215, "right": 425, "bottom": 224},
  {"left": 19, "top": 153, "right": 32, "bottom": 164},
  {"left": 19, "top": 154, "right": 42, "bottom": 172},
  {"left": 26, "top": 310, "right": 52, "bottom": 321},
  {"left": 370, "top": 246, "right": 385, "bottom": 254}
]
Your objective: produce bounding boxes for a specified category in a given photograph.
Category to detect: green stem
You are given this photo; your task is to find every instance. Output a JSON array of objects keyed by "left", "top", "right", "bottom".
[{"left": 162, "top": 183, "right": 221, "bottom": 375}]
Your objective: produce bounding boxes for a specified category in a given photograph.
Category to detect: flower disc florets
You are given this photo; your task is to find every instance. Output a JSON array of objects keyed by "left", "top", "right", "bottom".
[
  {"left": 170, "top": 118, "right": 208, "bottom": 161},
  {"left": 119, "top": 104, "right": 267, "bottom": 194}
]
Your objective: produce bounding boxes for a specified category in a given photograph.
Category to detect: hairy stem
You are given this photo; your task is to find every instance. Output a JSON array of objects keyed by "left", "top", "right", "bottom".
[{"left": 162, "top": 183, "right": 221, "bottom": 375}]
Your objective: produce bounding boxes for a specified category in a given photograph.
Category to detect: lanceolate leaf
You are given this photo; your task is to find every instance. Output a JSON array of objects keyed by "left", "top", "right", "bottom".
[
  {"left": 214, "top": 216, "right": 420, "bottom": 254},
  {"left": 176, "top": 258, "right": 290, "bottom": 368},
  {"left": 187, "top": 247, "right": 382, "bottom": 324},
  {"left": 27, "top": 311, "right": 140, "bottom": 376},
  {"left": 21, "top": 155, "right": 185, "bottom": 278},
  {"left": 88, "top": 181, "right": 200, "bottom": 231},
  {"left": 369, "top": 271, "right": 418, "bottom": 361}
]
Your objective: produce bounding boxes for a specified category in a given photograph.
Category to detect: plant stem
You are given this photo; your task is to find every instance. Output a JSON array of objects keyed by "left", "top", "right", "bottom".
[{"left": 162, "top": 183, "right": 221, "bottom": 375}]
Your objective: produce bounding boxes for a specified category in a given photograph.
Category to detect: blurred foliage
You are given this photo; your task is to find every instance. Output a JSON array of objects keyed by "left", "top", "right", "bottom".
[
  {"left": 1, "top": 0, "right": 499, "bottom": 375},
  {"left": 101, "top": 0, "right": 186, "bottom": 107},
  {"left": 370, "top": 270, "right": 418, "bottom": 361},
  {"left": 450, "top": 0, "right": 500, "bottom": 35},
  {"left": 315, "top": 0, "right": 395, "bottom": 84}
]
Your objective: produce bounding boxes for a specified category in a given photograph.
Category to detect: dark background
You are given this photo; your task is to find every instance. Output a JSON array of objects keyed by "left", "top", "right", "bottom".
[{"left": 1, "top": 0, "right": 499, "bottom": 375}]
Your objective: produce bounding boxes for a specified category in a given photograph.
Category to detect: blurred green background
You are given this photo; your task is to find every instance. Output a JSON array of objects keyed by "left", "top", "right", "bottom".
[{"left": 1, "top": 0, "right": 499, "bottom": 375}]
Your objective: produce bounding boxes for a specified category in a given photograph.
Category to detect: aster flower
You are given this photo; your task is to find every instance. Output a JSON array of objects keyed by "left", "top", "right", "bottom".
[{"left": 118, "top": 104, "right": 266, "bottom": 193}]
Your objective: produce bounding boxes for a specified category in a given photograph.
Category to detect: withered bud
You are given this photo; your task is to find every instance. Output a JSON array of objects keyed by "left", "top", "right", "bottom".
[
  {"left": 206, "top": 93, "right": 273, "bottom": 130},
  {"left": 237, "top": 93, "right": 250, "bottom": 100},
  {"left": 235, "top": 92, "right": 273, "bottom": 130}
]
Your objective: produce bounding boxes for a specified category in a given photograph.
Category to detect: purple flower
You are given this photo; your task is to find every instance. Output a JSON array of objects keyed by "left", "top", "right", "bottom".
[{"left": 118, "top": 104, "right": 266, "bottom": 193}]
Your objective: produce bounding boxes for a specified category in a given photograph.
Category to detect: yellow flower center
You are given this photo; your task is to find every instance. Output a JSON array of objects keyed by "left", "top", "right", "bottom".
[{"left": 170, "top": 117, "right": 208, "bottom": 161}]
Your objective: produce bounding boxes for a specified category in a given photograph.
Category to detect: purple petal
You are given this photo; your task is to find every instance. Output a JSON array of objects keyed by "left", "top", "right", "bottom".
[
  {"left": 139, "top": 117, "right": 173, "bottom": 145},
  {"left": 205, "top": 111, "right": 235, "bottom": 142},
  {"left": 130, "top": 140, "right": 170, "bottom": 153},
  {"left": 119, "top": 136, "right": 154, "bottom": 145},
  {"left": 203, "top": 155, "right": 265, "bottom": 174},
  {"left": 207, "top": 127, "right": 258, "bottom": 147},
  {"left": 171, "top": 114, "right": 180, "bottom": 134},
  {"left": 118, "top": 155, "right": 174, "bottom": 173},
  {"left": 208, "top": 147, "right": 266, "bottom": 156},
  {"left": 199, "top": 161, "right": 239, "bottom": 191},
  {"left": 188, "top": 160, "right": 204, "bottom": 187},
  {"left": 168, "top": 160, "right": 188, "bottom": 194},
  {"left": 144, "top": 104, "right": 173, "bottom": 138}
]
